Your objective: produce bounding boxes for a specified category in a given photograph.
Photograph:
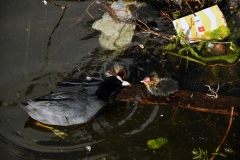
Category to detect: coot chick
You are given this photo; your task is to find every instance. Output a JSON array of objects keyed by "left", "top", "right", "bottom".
[
  {"left": 126, "top": 2, "right": 157, "bottom": 22},
  {"left": 21, "top": 76, "right": 130, "bottom": 126},
  {"left": 104, "top": 61, "right": 128, "bottom": 79},
  {"left": 141, "top": 75, "right": 178, "bottom": 96}
]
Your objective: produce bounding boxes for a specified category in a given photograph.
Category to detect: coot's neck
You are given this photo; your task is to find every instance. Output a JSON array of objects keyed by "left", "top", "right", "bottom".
[{"left": 95, "top": 76, "right": 123, "bottom": 101}]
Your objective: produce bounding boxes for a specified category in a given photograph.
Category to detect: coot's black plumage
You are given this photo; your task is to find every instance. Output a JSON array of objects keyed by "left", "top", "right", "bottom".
[{"left": 21, "top": 76, "right": 130, "bottom": 126}]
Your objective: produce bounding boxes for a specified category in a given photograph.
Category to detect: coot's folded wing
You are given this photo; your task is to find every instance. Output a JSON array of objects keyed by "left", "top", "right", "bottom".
[{"left": 21, "top": 92, "right": 106, "bottom": 126}]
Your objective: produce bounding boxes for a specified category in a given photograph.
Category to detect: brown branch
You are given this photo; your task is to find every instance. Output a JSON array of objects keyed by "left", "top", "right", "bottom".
[
  {"left": 100, "top": 2, "right": 118, "bottom": 22},
  {"left": 94, "top": 0, "right": 118, "bottom": 22},
  {"left": 206, "top": 59, "right": 240, "bottom": 67},
  {"left": 160, "top": 10, "right": 173, "bottom": 22},
  {"left": 220, "top": 78, "right": 240, "bottom": 88},
  {"left": 116, "top": 84, "right": 240, "bottom": 116},
  {"left": 86, "top": 0, "right": 96, "bottom": 20},
  {"left": 46, "top": 0, "right": 66, "bottom": 10},
  {"left": 210, "top": 106, "right": 234, "bottom": 160},
  {"left": 136, "top": 20, "right": 172, "bottom": 41},
  {"left": 137, "top": 19, "right": 151, "bottom": 30}
]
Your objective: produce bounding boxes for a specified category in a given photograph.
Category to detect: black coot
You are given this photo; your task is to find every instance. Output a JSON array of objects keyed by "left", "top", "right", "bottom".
[{"left": 21, "top": 75, "right": 130, "bottom": 126}]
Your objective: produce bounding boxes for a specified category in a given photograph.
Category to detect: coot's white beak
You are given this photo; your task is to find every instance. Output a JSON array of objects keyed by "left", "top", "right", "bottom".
[
  {"left": 116, "top": 75, "right": 123, "bottom": 81},
  {"left": 116, "top": 75, "right": 131, "bottom": 86},
  {"left": 122, "top": 81, "right": 131, "bottom": 86}
]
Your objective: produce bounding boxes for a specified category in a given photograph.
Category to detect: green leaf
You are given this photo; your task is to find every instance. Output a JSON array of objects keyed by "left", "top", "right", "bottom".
[
  {"left": 219, "top": 153, "right": 227, "bottom": 157},
  {"left": 196, "top": 41, "right": 205, "bottom": 51},
  {"left": 211, "top": 153, "right": 219, "bottom": 156},
  {"left": 172, "top": 11, "right": 181, "bottom": 19},
  {"left": 204, "top": 25, "right": 230, "bottom": 40},
  {"left": 189, "top": 48, "right": 202, "bottom": 59},
  {"left": 164, "top": 43, "right": 177, "bottom": 51},
  {"left": 178, "top": 47, "right": 187, "bottom": 54},
  {"left": 200, "top": 53, "right": 239, "bottom": 63},
  {"left": 147, "top": 137, "right": 168, "bottom": 149},
  {"left": 192, "top": 149, "right": 198, "bottom": 155},
  {"left": 212, "top": 153, "right": 227, "bottom": 157},
  {"left": 199, "top": 148, "right": 202, "bottom": 156}
]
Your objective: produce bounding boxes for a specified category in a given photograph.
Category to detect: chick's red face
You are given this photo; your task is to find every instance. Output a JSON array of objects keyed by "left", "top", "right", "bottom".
[{"left": 141, "top": 77, "right": 151, "bottom": 82}]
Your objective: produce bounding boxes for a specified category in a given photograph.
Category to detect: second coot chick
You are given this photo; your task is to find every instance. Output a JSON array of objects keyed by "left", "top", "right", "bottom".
[
  {"left": 104, "top": 61, "right": 128, "bottom": 79},
  {"left": 141, "top": 75, "right": 178, "bottom": 96}
]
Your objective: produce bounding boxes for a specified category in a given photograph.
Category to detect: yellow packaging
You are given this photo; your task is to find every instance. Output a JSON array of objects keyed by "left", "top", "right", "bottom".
[{"left": 173, "top": 5, "right": 228, "bottom": 43}]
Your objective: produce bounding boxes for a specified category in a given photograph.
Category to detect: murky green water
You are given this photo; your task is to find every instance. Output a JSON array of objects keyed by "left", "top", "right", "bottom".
[{"left": 0, "top": 0, "right": 240, "bottom": 159}]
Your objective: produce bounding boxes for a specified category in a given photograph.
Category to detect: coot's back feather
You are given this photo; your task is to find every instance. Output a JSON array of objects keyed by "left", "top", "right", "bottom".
[
  {"left": 21, "top": 76, "right": 128, "bottom": 126},
  {"left": 21, "top": 92, "right": 106, "bottom": 126}
]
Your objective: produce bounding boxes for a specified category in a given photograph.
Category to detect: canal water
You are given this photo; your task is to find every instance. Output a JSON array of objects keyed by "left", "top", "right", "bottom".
[{"left": 0, "top": 0, "right": 240, "bottom": 159}]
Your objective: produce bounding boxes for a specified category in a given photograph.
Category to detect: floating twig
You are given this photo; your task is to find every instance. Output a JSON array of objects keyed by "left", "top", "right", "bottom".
[
  {"left": 87, "top": 0, "right": 118, "bottom": 22},
  {"left": 98, "top": 0, "right": 118, "bottom": 22},
  {"left": 86, "top": 0, "right": 96, "bottom": 20},
  {"left": 41, "top": 7, "right": 66, "bottom": 72},
  {"left": 160, "top": 10, "right": 173, "bottom": 22},
  {"left": 44, "top": 0, "right": 66, "bottom": 10},
  {"left": 220, "top": 78, "right": 240, "bottom": 88},
  {"left": 207, "top": 59, "right": 240, "bottom": 67},
  {"left": 210, "top": 106, "right": 234, "bottom": 160},
  {"left": 184, "top": 0, "right": 194, "bottom": 14},
  {"left": 166, "top": 51, "right": 206, "bottom": 65},
  {"left": 136, "top": 20, "right": 171, "bottom": 41}
]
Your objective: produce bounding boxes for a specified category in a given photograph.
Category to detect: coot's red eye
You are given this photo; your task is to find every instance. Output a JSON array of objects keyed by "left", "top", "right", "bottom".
[{"left": 118, "top": 70, "right": 125, "bottom": 79}]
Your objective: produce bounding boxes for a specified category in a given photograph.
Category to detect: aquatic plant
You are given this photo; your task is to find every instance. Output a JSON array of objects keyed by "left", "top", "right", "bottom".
[
  {"left": 192, "top": 148, "right": 227, "bottom": 160},
  {"left": 192, "top": 148, "right": 209, "bottom": 160},
  {"left": 164, "top": 31, "right": 240, "bottom": 66},
  {"left": 147, "top": 137, "right": 168, "bottom": 149}
]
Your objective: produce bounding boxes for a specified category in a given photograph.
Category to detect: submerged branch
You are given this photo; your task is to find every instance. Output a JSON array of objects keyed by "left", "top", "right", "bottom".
[
  {"left": 86, "top": 0, "right": 96, "bottom": 20},
  {"left": 210, "top": 107, "right": 234, "bottom": 160},
  {"left": 116, "top": 84, "right": 240, "bottom": 116},
  {"left": 166, "top": 51, "right": 207, "bottom": 65},
  {"left": 45, "top": 0, "right": 66, "bottom": 10}
]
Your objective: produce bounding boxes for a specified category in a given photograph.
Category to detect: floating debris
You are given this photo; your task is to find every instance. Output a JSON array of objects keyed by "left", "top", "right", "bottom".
[
  {"left": 147, "top": 137, "right": 168, "bottom": 149},
  {"left": 173, "top": 5, "right": 230, "bottom": 43},
  {"left": 92, "top": 0, "right": 135, "bottom": 50},
  {"left": 205, "top": 83, "right": 219, "bottom": 99},
  {"left": 86, "top": 146, "right": 91, "bottom": 152},
  {"left": 42, "top": 0, "right": 47, "bottom": 5}
]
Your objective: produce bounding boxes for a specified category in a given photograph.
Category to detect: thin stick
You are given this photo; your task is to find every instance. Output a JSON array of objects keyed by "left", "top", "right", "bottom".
[
  {"left": 160, "top": 10, "right": 172, "bottom": 22},
  {"left": 184, "top": 1, "right": 194, "bottom": 14},
  {"left": 210, "top": 106, "right": 234, "bottom": 160},
  {"left": 207, "top": 59, "right": 240, "bottom": 67},
  {"left": 86, "top": 0, "right": 96, "bottom": 20},
  {"left": 136, "top": 22, "right": 172, "bottom": 41},
  {"left": 99, "top": 2, "right": 118, "bottom": 22},
  {"left": 46, "top": 0, "right": 66, "bottom": 10},
  {"left": 137, "top": 19, "right": 151, "bottom": 30},
  {"left": 220, "top": 78, "right": 240, "bottom": 88},
  {"left": 166, "top": 51, "right": 206, "bottom": 65}
]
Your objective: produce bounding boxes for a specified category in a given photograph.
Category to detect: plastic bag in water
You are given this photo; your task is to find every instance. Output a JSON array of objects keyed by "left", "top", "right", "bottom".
[{"left": 92, "top": 0, "right": 136, "bottom": 50}]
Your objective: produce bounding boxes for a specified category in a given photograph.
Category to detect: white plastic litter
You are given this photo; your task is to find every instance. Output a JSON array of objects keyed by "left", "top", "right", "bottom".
[{"left": 92, "top": 0, "right": 136, "bottom": 50}]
